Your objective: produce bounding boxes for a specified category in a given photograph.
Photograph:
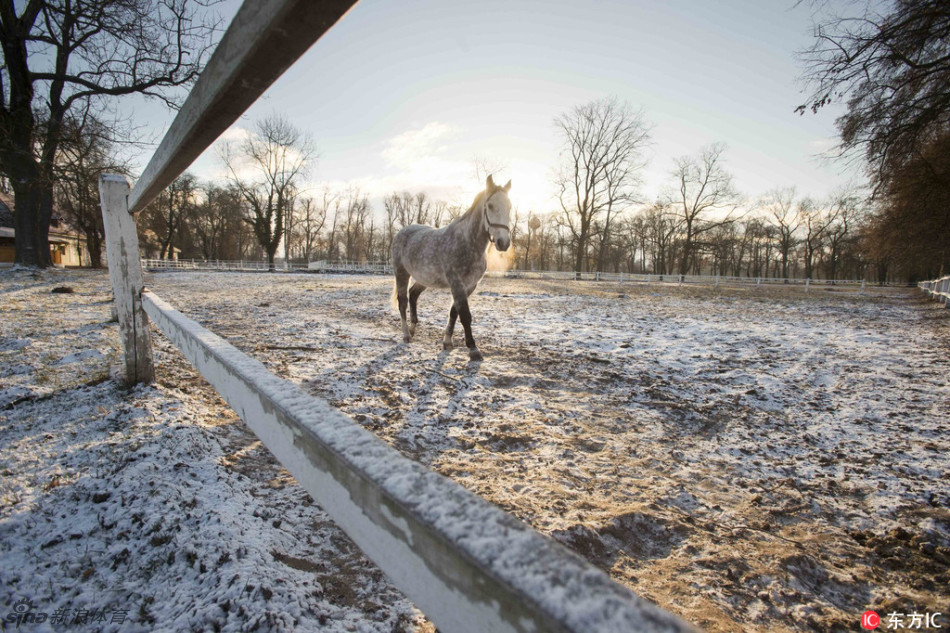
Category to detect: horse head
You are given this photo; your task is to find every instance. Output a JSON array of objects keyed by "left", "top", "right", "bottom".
[{"left": 483, "top": 174, "right": 512, "bottom": 251}]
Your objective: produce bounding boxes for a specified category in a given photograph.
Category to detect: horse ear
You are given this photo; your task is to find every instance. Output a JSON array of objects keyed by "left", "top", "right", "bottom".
[
  {"left": 486, "top": 174, "right": 495, "bottom": 191},
  {"left": 503, "top": 180, "right": 511, "bottom": 192}
]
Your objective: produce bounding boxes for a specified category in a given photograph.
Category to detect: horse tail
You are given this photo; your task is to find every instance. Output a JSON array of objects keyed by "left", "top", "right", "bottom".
[{"left": 390, "top": 282, "right": 399, "bottom": 311}]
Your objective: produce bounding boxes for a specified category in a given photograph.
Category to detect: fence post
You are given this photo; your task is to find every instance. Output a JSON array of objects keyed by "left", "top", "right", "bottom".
[
  {"left": 805, "top": 278, "right": 810, "bottom": 292},
  {"left": 99, "top": 174, "right": 154, "bottom": 385}
]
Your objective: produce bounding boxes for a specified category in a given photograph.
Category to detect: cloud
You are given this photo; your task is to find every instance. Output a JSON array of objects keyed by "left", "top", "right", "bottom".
[
  {"left": 381, "top": 122, "right": 458, "bottom": 165},
  {"left": 371, "top": 122, "right": 477, "bottom": 204},
  {"left": 215, "top": 125, "right": 253, "bottom": 145}
]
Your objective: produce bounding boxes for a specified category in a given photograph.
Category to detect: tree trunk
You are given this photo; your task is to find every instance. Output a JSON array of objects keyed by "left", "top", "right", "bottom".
[
  {"left": 12, "top": 175, "right": 53, "bottom": 268},
  {"left": 267, "top": 245, "right": 277, "bottom": 271},
  {"left": 678, "top": 236, "right": 692, "bottom": 276},
  {"left": 574, "top": 220, "right": 589, "bottom": 273},
  {"left": 86, "top": 231, "right": 104, "bottom": 268}
]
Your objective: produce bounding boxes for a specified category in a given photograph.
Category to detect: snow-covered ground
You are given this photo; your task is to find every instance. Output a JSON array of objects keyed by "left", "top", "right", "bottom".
[{"left": 2, "top": 268, "right": 948, "bottom": 632}]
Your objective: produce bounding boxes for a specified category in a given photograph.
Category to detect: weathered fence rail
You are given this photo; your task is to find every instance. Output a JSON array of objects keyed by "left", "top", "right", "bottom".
[
  {"left": 98, "top": 0, "right": 696, "bottom": 631},
  {"left": 919, "top": 275, "right": 950, "bottom": 307}
]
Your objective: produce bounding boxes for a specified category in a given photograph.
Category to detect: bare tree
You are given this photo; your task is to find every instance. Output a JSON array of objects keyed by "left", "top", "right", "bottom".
[
  {"left": 0, "top": 0, "right": 220, "bottom": 268},
  {"left": 282, "top": 189, "right": 299, "bottom": 268},
  {"left": 744, "top": 218, "right": 777, "bottom": 278},
  {"left": 431, "top": 200, "right": 448, "bottom": 228},
  {"left": 798, "top": 0, "right": 950, "bottom": 192},
  {"left": 138, "top": 171, "right": 198, "bottom": 260},
  {"left": 295, "top": 195, "right": 327, "bottom": 262},
  {"left": 412, "top": 192, "right": 432, "bottom": 227},
  {"left": 384, "top": 191, "right": 420, "bottom": 229},
  {"left": 54, "top": 115, "right": 128, "bottom": 267},
  {"left": 555, "top": 97, "right": 652, "bottom": 273},
  {"left": 823, "top": 189, "right": 863, "bottom": 280},
  {"left": 667, "top": 143, "right": 741, "bottom": 275},
  {"left": 642, "top": 202, "right": 680, "bottom": 275},
  {"left": 799, "top": 196, "right": 836, "bottom": 280},
  {"left": 188, "top": 183, "right": 243, "bottom": 260},
  {"left": 340, "top": 188, "right": 370, "bottom": 261},
  {"left": 325, "top": 195, "right": 344, "bottom": 262},
  {"left": 762, "top": 187, "right": 800, "bottom": 279},
  {"left": 221, "top": 115, "right": 314, "bottom": 270},
  {"left": 623, "top": 213, "right": 649, "bottom": 273},
  {"left": 161, "top": 173, "right": 197, "bottom": 259},
  {"left": 473, "top": 155, "right": 509, "bottom": 187}
]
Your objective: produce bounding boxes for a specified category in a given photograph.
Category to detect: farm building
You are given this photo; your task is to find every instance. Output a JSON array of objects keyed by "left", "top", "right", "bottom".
[{"left": 0, "top": 191, "right": 89, "bottom": 267}]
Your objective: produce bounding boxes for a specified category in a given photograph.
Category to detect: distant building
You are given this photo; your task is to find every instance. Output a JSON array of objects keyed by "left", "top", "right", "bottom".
[{"left": 0, "top": 191, "right": 90, "bottom": 267}]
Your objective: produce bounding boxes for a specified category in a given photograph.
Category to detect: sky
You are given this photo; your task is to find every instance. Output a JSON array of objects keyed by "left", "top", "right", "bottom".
[{"left": 125, "top": 0, "right": 860, "bottom": 217}]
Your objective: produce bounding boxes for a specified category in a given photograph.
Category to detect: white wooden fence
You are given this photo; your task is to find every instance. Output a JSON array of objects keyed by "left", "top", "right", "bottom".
[
  {"left": 496, "top": 270, "right": 872, "bottom": 290},
  {"left": 98, "top": 1, "right": 695, "bottom": 631},
  {"left": 919, "top": 275, "right": 950, "bottom": 307},
  {"left": 142, "top": 257, "right": 875, "bottom": 292}
]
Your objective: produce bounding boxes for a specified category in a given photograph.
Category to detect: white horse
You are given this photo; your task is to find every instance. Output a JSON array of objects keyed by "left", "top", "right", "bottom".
[{"left": 391, "top": 175, "right": 512, "bottom": 361}]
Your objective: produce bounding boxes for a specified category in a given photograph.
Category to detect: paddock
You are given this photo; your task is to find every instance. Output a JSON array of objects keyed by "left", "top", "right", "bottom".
[{"left": 3, "top": 269, "right": 945, "bottom": 631}]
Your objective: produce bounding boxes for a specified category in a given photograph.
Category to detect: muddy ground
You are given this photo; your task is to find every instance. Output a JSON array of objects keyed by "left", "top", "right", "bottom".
[{"left": 149, "top": 272, "right": 950, "bottom": 632}]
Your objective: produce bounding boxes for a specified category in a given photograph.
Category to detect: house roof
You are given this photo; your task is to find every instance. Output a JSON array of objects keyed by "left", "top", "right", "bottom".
[{"left": 0, "top": 190, "right": 75, "bottom": 234}]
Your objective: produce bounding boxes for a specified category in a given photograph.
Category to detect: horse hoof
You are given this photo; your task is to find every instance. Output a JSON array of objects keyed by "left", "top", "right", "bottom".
[
  {"left": 409, "top": 323, "right": 417, "bottom": 336},
  {"left": 402, "top": 335, "right": 411, "bottom": 343},
  {"left": 443, "top": 340, "right": 453, "bottom": 351},
  {"left": 468, "top": 349, "right": 483, "bottom": 362}
]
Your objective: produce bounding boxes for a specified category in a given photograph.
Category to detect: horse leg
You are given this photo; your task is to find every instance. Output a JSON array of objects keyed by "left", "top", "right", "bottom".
[
  {"left": 408, "top": 282, "right": 425, "bottom": 337},
  {"left": 451, "top": 284, "right": 482, "bottom": 361},
  {"left": 443, "top": 305, "right": 458, "bottom": 350},
  {"left": 395, "top": 269, "right": 411, "bottom": 342}
]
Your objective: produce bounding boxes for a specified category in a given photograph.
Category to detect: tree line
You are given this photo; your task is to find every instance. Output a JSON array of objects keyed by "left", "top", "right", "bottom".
[
  {"left": 134, "top": 177, "right": 469, "bottom": 268},
  {"left": 514, "top": 185, "right": 867, "bottom": 281},
  {"left": 4, "top": 0, "right": 947, "bottom": 281},
  {"left": 130, "top": 115, "right": 471, "bottom": 268},
  {"left": 550, "top": 100, "right": 871, "bottom": 280},
  {"left": 42, "top": 107, "right": 871, "bottom": 282}
]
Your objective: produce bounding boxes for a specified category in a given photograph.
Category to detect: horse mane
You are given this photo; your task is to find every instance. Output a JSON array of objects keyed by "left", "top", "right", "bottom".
[{"left": 462, "top": 189, "right": 487, "bottom": 221}]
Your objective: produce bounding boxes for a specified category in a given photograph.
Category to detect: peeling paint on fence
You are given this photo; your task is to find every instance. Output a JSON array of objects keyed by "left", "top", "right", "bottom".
[{"left": 99, "top": 175, "right": 154, "bottom": 384}]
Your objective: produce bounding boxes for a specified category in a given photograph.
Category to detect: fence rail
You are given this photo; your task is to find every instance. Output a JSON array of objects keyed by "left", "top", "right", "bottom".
[
  {"left": 142, "top": 258, "right": 877, "bottom": 290},
  {"left": 494, "top": 270, "right": 873, "bottom": 288},
  {"left": 127, "top": 0, "right": 357, "bottom": 214},
  {"left": 919, "top": 275, "right": 950, "bottom": 307},
  {"left": 98, "top": 0, "right": 697, "bottom": 630}
]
